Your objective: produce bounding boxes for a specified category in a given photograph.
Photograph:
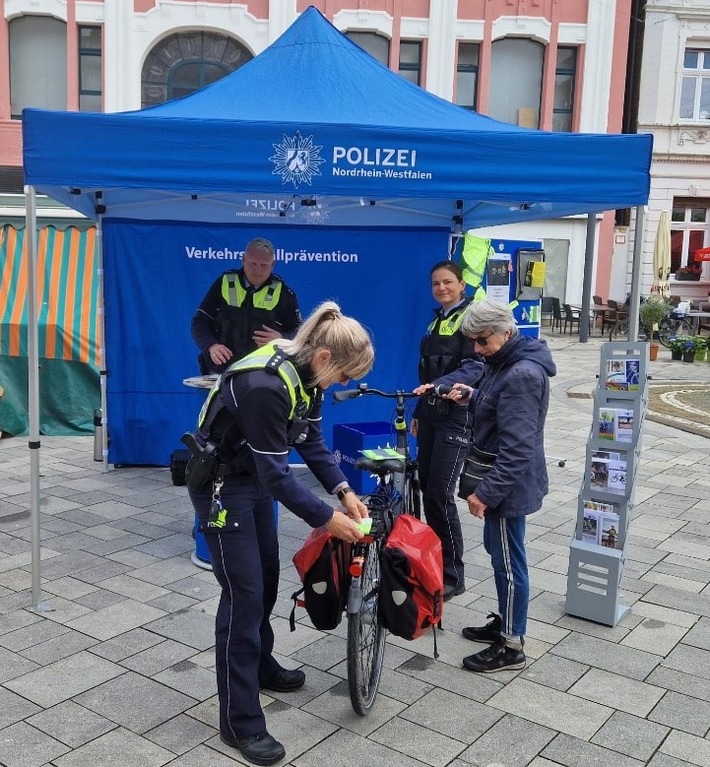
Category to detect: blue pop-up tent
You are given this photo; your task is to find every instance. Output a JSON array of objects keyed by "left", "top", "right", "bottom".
[{"left": 21, "top": 5, "right": 652, "bottom": 467}]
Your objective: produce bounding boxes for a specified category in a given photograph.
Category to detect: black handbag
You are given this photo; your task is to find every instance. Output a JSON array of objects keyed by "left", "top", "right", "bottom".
[{"left": 458, "top": 444, "right": 497, "bottom": 500}]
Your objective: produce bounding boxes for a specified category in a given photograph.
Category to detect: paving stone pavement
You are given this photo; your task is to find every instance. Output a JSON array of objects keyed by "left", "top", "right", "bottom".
[{"left": 1, "top": 330, "right": 709, "bottom": 767}]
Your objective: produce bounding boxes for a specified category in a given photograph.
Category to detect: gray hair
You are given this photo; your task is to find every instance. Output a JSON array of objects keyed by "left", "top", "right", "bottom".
[
  {"left": 245, "top": 237, "right": 275, "bottom": 260},
  {"left": 461, "top": 300, "right": 518, "bottom": 338},
  {"left": 275, "top": 301, "right": 374, "bottom": 386}
]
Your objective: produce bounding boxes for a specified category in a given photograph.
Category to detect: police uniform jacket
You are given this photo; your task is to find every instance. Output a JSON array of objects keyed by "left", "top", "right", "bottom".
[{"left": 191, "top": 269, "right": 301, "bottom": 372}]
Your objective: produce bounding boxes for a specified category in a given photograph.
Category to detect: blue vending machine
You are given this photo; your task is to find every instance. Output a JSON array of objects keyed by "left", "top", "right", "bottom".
[{"left": 484, "top": 238, "right": 545, "bottom": 337}]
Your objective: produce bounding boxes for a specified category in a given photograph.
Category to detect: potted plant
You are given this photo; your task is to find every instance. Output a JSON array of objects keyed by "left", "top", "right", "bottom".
[
  {"left": 668, "top": 336, "right": 688, "bottom": 360},
  {"left": 639, "top": 297, "right": 669, "bottom": 360},
  {"left": 682, "top": 337, "right": 697, "bottom": 362},
  {"left": 674, "top": 264, "right": 703, "bottom": 281},
  {"left": 693, "top": 335, "right": 707, "bottom": 361}
]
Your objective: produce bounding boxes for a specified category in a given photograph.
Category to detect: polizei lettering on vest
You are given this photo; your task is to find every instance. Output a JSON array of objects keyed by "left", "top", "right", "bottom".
[{"left": 332, "top": 147, "right": 417, "bottom": 168}]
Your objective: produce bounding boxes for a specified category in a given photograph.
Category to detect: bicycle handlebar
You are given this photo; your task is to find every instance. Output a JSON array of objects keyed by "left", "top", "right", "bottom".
[{"left": 332, "top": 384, "right": 464, "bottom": 403}]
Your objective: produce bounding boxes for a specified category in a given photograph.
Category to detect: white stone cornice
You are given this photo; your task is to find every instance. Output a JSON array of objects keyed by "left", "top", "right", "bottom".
[
  {"left": 5, "top": 0, "right": 66, "bottom": 21},
  {"left": 332, "top": 9, "right": 393, "bottom": 37},
  {"left": 491, "top": 16, "right": 551, "bottom": 44}
]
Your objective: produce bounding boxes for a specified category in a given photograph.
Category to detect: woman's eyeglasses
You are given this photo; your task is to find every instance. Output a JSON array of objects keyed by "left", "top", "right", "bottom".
[{"left": 470, "top": 332, "right": 494, "bottom": 347}]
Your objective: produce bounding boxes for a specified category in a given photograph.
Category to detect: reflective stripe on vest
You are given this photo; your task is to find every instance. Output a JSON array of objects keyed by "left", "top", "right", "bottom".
[
  {"left": 427, "top": 308, "right": 467, "bottom": 337},
  {"left": 198, "top": 342, "right": 310, "bottom": 430},
  {"left": 222, "top": 274, "right": 283, "bottom": 310}
]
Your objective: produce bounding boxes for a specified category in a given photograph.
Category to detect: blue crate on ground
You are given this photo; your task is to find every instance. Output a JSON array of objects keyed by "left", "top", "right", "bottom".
[{"left": 333, "top": 421, "right": 397, "bottom": 494}]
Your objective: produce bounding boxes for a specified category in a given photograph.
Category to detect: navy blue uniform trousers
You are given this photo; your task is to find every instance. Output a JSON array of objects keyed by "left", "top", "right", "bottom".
[
  {"left": 189, "top": 476, "right": 282, "bottom": 740},
  {"left": 416, "top": 400, "right": 471, "bottom": 590}
]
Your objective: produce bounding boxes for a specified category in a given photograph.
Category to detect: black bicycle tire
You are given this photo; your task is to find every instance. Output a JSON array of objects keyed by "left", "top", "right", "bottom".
[
  {"left": 609, "top": 319, "right": 630, "bottom": 342},
  {"left": 658, "top": 317, "right": 693, "bottom": 348},
  {"left": 347, "top": 540, "right": 386, "bottom": 715}
]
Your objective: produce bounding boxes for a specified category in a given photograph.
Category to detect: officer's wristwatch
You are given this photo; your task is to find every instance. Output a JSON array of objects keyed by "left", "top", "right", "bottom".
[{"left": 337, "top": 486, "right": 354, "bottom": 502}]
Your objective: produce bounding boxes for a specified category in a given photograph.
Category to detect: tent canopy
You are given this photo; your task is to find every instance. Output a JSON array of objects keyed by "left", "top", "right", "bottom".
[{"left": 22, "top": 7, "right": 652, "bottom": 230}]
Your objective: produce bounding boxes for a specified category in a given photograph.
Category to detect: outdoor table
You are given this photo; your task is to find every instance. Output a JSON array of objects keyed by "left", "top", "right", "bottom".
[{"left": 687, "top": 311, "right": 710, "bottom": 335}]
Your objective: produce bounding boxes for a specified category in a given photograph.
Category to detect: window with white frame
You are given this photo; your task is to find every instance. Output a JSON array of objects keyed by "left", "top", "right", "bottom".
[
  {"left": 345, "top": 31, "right": 390, "bottom": 67},
  {"left": 680, "top": 48, "right": 710, "bottom": 121},
  {"left": 455, "top": 43, "right": 479, "bottom": 111},
  {"left": 670, "top": 201, "right": 709, "bottom": 275}
]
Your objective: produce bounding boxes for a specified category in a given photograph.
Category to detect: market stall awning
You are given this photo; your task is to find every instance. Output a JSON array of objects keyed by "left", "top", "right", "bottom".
[{"left": 0, "top": 224, "right": 101, "bottom": 364}]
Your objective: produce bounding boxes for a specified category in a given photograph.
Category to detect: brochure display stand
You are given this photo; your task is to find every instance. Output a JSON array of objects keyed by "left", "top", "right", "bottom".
[{"left": 565, "top": 342, "right": 649, "bottom": 626}]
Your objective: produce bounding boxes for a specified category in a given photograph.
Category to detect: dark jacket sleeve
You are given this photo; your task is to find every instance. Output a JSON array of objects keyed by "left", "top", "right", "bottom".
[
  {"left": 225, "top": 373, "right": 334, "bottom": 527},
  {"left": 432, "top": 359, "right": 484, "bottom": 390},
  {"left": 191, "top": 275, "right": 223, "bottom": 352},
  {"left": 275, "top": 282, "right": 302, "bottom": 339},
  {"left": 294, "top": 394, "right": 349, "bottom": 492},
  {"left": 474, "top": 364, "right": 548, "bottom": 515}
]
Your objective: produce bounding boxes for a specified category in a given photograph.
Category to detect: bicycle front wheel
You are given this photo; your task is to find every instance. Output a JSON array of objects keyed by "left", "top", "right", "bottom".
[
  {"left": 347, "top": 540, "right": 386, "bottom": 715},
  {"left": 658, "top": 317, "right": 693, "bottom": 348}
]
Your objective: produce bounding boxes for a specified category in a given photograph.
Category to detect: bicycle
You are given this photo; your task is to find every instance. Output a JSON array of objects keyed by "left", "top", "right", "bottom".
[
  {"left": 608, "top": 309, "right": 693, "bottom": 347},
  {"left": 332, "top": 384, "right": 428, "bottom": 715}
]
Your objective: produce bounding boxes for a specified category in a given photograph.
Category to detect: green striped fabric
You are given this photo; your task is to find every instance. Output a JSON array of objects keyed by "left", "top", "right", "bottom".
[{"left": 0, "top": 224, "right": 101, "bottom": 365}]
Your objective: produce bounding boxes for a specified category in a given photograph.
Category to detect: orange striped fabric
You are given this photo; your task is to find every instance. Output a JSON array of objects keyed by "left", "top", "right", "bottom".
[{"left": 0, "top": 224, "right": 101, "bottom": 366}]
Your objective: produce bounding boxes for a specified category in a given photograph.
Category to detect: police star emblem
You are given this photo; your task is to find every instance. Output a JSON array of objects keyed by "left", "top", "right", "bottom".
[{"left": 270, "top": 132, "right": 325, "bottom": 187}]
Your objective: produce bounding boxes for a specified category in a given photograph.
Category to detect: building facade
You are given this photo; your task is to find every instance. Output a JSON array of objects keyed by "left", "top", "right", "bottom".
[
  {"left": 633, "top": 0, "right": 710, "bottom": 302},
  {"left": 0, "top": 0, "right": 635, "bottom": 304}
]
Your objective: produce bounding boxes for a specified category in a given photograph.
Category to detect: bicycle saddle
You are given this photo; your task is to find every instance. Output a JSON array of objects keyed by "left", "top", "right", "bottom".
[{"left": 354, "top": 457, "right": 404, "bottom": 475}]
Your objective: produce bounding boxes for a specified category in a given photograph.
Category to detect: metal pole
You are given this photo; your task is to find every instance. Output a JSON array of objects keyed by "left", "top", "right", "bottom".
[
  {"left": 579, "top": 213, "right": 597, "bottom": 343},
  {"left": 628, "top": 205, "right": 645, "bottom": 341},
  {"left": 25, "top": 185, "right": 52, "bottom": 612},
  {"left": 95, "top": 206, "right": 110, "bottom": 472}
]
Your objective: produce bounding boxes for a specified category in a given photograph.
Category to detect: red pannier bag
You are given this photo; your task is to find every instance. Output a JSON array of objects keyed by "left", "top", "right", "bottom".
[
  {"left": 378, "top": 514, "right": 443, "bottom": 654},
  {"left": 290, "top": 527, "right": 351, "bottom": 631}
]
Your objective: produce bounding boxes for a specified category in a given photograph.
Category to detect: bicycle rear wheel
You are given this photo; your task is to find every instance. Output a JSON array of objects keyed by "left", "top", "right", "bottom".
[
  {"left": 658, "top": 317, "right": 693, "bottom": 347},
  {"left": 609, "top": 319, "right": 630, "bottom": 342},
  {"left": 347, "top": 539, "right": 386, "bottom": 715}
]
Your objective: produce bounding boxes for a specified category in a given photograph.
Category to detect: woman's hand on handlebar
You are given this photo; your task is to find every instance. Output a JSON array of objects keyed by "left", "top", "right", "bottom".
[
  {"left": 412, "top": 383, "right": 434, "bottom": 396},
  {"left": 326, "top": 510, "right": 365, "bottom": 542}
]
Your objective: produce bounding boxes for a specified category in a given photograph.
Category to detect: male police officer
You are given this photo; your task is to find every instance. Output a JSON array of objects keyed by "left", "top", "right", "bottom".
[{"left": 191, "top": 237, "right": 302, "bottom": 373}]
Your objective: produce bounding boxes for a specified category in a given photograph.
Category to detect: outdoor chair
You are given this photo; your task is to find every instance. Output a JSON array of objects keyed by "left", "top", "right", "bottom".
[
  {"left": 562, "top": 303, "right": 581, "bottom": 334},
  {"left": 550, "top": 297, "right": 563, "bottom": 333},
  {"left": 540, "top": 296, "right": 554, "bottom": 327},
  {"left": 603, "top": 299, "right": 627, "bottom": 334}
]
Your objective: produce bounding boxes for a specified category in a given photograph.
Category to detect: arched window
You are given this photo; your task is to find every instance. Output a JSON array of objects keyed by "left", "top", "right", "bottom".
[
  {"left": 488, "top": 38, "right": 544, "bottom": 127},
  {"left": 9, "top": 16, "right": 67, "bottom": 118},
  {"left": 141, "top": 31, "right": 252, "bottom": 107}
]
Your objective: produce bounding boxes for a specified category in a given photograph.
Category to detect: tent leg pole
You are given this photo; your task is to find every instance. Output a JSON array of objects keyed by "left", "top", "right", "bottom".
[
  {"left": 96, "top": 211, "right": 110, "bottom": 473},
  {"left": 579, "top": 212, "right": 597, "bottom": 343},
  {"left": 628, "top": 205, "right": 645, "bottom": 341},
  {"left": 25, "top": 185, "right": 52, "bottom": 613}
]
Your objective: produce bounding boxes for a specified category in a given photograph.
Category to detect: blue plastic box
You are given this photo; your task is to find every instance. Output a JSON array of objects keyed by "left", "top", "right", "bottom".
[{"left": 333, "top": 421, "right": 397, "bottom": 494}]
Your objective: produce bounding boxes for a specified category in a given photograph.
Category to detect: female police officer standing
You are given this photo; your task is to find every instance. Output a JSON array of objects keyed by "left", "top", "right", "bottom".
[
  {"left": 411, "top": 260, "right": 481, "bottom": 601},
  {"left": 186, "top": 301, "right": 373, "bottom": 765}
]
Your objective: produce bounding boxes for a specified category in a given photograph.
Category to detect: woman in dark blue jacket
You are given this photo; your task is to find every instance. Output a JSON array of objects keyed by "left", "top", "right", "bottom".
[{"left": 451, "top": 300, "right": 556, "bottom": 673}]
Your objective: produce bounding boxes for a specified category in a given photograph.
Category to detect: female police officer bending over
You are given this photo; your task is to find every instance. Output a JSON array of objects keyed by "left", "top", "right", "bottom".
[{"left": 187, "top": 301, "right": 373, "bottom": 765}]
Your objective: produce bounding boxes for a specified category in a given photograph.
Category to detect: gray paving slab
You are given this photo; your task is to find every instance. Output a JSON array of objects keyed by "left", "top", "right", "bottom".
[{"left": 2, "top": 333, "right": 710, "bottom": 766}]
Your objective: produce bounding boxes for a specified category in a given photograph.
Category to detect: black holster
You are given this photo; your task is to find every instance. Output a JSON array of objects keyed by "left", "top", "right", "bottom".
[{"left": 181, "top": 432, "right": 222, "bottom": 492}]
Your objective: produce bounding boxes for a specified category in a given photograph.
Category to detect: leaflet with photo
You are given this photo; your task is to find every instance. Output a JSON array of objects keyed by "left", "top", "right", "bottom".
[
  {"left": 596, "top": 407, "right": 634, "bottom": 443},
  {"left": 604, "top": 359, "right": 640, "bottom": 391},
  {"left": 589, "top": 457, "right": 627, "bottom": 495},
  {"left": 581, "top": 500, "right": 620, "bottom": 548}
]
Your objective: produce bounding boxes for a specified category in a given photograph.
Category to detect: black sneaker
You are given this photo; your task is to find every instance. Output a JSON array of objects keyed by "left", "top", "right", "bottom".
[
  {"left": 461, "top": 613, "right": 502, "bottom": 644},
  {"left": 462, "top": 640, "right": 526, "bottom": 673},
  {"left": 443, "top": 582, "right": 466, "bottom": 602},
  {"left": 220, "top": 731, "right": 286, "bottom": 765}
]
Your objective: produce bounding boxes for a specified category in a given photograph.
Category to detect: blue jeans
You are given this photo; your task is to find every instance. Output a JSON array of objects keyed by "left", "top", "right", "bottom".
[{"left": 483, "top": 515, "right": 529, "bottom": 639}]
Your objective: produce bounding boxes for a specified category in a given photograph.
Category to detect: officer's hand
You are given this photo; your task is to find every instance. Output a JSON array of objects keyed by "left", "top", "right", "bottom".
[
  {"left": 447, "top": 384, "right": 473, "bottom": 403},
  {"left": 467, "top": 494, "right": 487, "bottom": 519},
  {"left": 410, "top": 417, "right": 418, "bottom": 438},
  {"left": 326, "top": 510, "right": 364, "bottom": 542},
  {"left": 253, "top": 325, "right": 282, "bottom": 346},
  {"left": 208, "top": 343, "right": 233, "bottom": 366},
  {"left": 340, "top": 493, "right": 368, "bottom": 522},
  {"left": 412, "top": 383, "right": 434, "bottom": 396}
]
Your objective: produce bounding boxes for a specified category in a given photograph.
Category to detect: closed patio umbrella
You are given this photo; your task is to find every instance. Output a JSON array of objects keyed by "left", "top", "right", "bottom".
[{"left": 652, "top": 210, "right": 671, "bottom": 299}]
